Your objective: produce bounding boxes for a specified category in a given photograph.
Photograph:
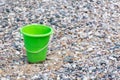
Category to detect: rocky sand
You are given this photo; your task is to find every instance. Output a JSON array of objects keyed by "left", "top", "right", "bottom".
[{"left": 0, "top": 0, "right": 120, "bottom": 80}]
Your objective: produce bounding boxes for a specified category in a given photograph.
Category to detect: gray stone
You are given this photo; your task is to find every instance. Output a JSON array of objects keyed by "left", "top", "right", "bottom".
[
  {"left": 99, "top": 60, "right": 107, "bottom": 66},
  {"left": 63, "top": 56, "right": 74, "bottom": 63},
  {"left": 0, "top": 0, "right": 5, "bottom": 6}
]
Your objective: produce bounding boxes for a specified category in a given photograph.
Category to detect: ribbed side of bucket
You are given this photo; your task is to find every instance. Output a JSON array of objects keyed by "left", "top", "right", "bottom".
[{"left": 27, "top": 47, "right": 47, "bottom": 63}]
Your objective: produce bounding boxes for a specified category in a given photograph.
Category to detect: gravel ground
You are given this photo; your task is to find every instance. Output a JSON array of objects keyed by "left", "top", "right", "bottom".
[{"left": 0, "top": 0, "right": 120, "bottom": 80}]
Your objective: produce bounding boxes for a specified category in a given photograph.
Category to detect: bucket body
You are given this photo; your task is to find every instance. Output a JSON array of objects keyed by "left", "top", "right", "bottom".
[{"left": 20, "top": 24, "right": 53, "bottom": 63}]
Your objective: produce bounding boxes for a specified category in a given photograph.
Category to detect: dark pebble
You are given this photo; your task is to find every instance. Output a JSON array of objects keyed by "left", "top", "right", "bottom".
[
  {"left": 78, "top": 66, "right": 82, "bottom": 70},
  {"left": 60, "top": 11, "right": 66, "bottom": 16},
  {"left": 28, "top": 18, "right": 32, "bottom": 21},
  {"left": 50, "top": 21, "right": 57, "bottom": 25},
  {"left": 4, "top": 35, "right": 9, "bottom": 41},
  {"left": 48, "top": 17, "right": 54, "bottom": 23},
  {"left": 117, "top": 56, "right": 120, "bottom": 61},
  {"left": 71, "top": 19, "right": 75, "bottom": 22},
  {"left": 114, "top": 45, "right": 120, "bottom": 49},
  {"left": 108, "top": 74, "right": 113, "bottom": 79},
  {"left": 62, "top": 24, "right": 66, "bottom": 28},
  {"left": 76, "top": 6, "right": 79, "bottom": 10},
  {"left": 86, "top": 22, "right": 93, "bottom": 26},
  {"left": 100, "top": 62, "right": 106, "bottom": 66},
  {"left": 11, "top": 42, "right": 21, "bottom": 51},
  {"left": 117, "top": 66, "right": 120, "bottom": 70},
  {"left": 55, "top": 14, "right": 60, "bottom": 18},
  {"left": 108, "top": 74, "right": 112, "bottom": 78},
  {"left": 82, "top": 68, "right": 87, "bottom": 72},
  {"left": 16, "top": 18, "right": 20, "bottom": 22},
  {"left": 13, "top": 26, "right": 18, "bottom": 30},
  {"left": 65, "top": 68, "right": 74, "bottom": 73},
  {"left": 100, "top": 61, "right": 107, "bottom": 66},
  {"left": 96, "top": 1, "right": 101, "bottom": 4},
  {"left": 1, "top": 21, "right": 8, "bottom": 28},
  {"left": 90, "top": 0, "right": 94, "bottom": 2},
  {"left": 39, "top": 19, "right": 44, "bottom": 24},
  {"left": 84, "top": 3, "right": 92, "bottom": 9},
  {"left": 64, "top": 56, "right": 74, "bottom": 63},
  {"left": 114, "top": 43, "right": 120, "bottom": 46},
  {"left": 0, "top": 29, "right": 3, "bottom": 32},
  {"left": 6, "top": 9, "right": 10, "bottom": 13},
  {"left": 76, "top": 74, "right": 83, "bottom": 78},
  {"left": 20, "top": 55, "right": 27, "bottom": 63},
  {"left": 92, "top": 69, "right": 97, "bottom": 72},
  {"left": 82, "top": 16, "right": 87, "bottom": 19},
  {"left": 3, "top": 17, "right": 8, "bottom": 20}
]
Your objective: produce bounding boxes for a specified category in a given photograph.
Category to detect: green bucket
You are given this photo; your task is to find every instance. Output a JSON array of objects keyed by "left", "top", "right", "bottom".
[{"left": 20, "top": 24, "right": 53, "bottom": 63}]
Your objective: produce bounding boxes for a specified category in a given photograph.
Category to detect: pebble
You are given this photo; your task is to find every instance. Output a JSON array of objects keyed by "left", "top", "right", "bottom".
[
  {"left": 108, "top": 56, "right": 116, "bottom": 61},
  {"left": 0, "top": 69, "right": 3, "bottom": 74},
  {"left": 0, "top": 0, "right": 5, "bottom": 6},
  {"left": 117, "top": 66, "right": 120, "bottom": 70},
  {"left": 63, "top": 56, "right": 74, "bottom": 63},
  {"left": 54, "top": 14, "right": 60, "bottom": 18},
  {"left": 83, "top": 76, "right": 88, "bottom": 80},
  {"left": 31, "top": 75, "right": 40, "bottom": 80},
  {"left": 99, "top": 60, "right": 107, "bottom": 66},
  {"left": 87, "top": 47, "right": 93, "bottom": 52},
  {"left": 96, "top": 1, "right": 101, "bottom": 4}
]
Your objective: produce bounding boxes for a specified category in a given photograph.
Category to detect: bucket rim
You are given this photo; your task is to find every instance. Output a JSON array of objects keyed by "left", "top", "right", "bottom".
[{"left": 20, "top": 24, "right": 53, "bottom": 37}]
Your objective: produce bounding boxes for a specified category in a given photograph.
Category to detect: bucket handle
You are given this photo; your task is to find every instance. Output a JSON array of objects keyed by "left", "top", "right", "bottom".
[
  {"left": 25, "top": 35, "right": 53, "bottom": 53},
  {"left": 26, "top": 43, "right": 49, "bottom": 53}
]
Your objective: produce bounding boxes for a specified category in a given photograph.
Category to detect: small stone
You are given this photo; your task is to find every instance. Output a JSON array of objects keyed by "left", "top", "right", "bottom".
[
  {"left": 78, "top": 67, "right": 82, "bottom": 70},
  {"left": 87, "top": 47, "right": 93, "bottom": 52},
  {"left": 117, "top": 66, "right": 120, "bottom": 70},
  {"left": 11, "top": 42, "right": 21, "bottom": 51},
  {"left": 43, "top": 73, "right": 48, "bottom": 80},
  {"left": 114, "top": 42, "right": 120, "bottom": 46},
  {"left": 89, "top": 66, "right": 96, "bottom": 72},
  {"left": 72, "top": 63, "right": 76, "bottom": 68},
  {"left": 100, "top": 60, "right": 107, "bottom": 66},
  {"left": 55, "top": 14, "right": 60, "bottom": 18},
  {"left": 83, "top": 76, "right": 88, "bottom": 80},
  {"left": 89, "top": 0, "right": 94, "bottom": 2},
  {"left": 31, "top": 75, "right": 40, "bottom": 80},
  {"left": 64, "top": 56, "right": 74, "bottom": 63},
  {"left": 117, "top": 56, "right": 120, "bottom": 61},
  {"left": 109, "top": 56, "right": 116, "bottom": 61},
  {"left": 0, "top": 0, "right": 5, "bottom": 6},
  {"left": 39, "top": 19, "right": 44, "bottom": 24},
  {"left": 80, "top": 33, "right": 88, "bottom": 39},
  {"left": 86, "top": 22, "right": 92, "bottom": 26},
  {"left": 16, "top": 51, "right": 20, "bottom": 54},
  {"left": 94, "top": 31, "right": 105, "bottom": 38},
  {"left": 0, "top": 69, "right": 3, "bottom": 74},
  {"left": 6, "top": 9, "right": 10, "bottom": 13},
  {"left": 61, "top": 41, "right": 67, "bottom": 47},
  {"left": 48, "top": 17, "right": 54, "bottom": 23},
  {"left": 16, "top": 18, "right": 20, "bottom": 22},
  {"left": 108, "top": 74, "right": 112, "bottom": 78},
  {"left": 96, "top": 1, "right": 101, "bottom": 4},
  {"left": 57, "top": 75, "right": 60, "bottom": 80}
]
